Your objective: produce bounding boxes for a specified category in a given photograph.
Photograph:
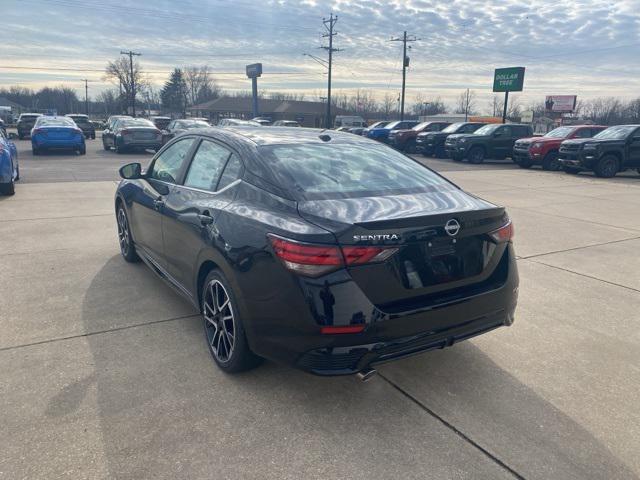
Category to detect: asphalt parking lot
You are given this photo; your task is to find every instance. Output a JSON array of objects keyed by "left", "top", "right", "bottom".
[{"left": 1, "top": 137, "right": 639, "bottom": 479}]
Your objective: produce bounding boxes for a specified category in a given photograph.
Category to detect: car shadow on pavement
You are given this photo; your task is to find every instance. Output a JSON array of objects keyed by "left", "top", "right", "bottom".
[{"left": 78, "top": 255, "right": 638, "bottom": 479}]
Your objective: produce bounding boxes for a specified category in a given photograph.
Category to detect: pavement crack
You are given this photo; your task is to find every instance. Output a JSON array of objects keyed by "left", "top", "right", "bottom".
[
  {"left": 0, "top": 313, "right": 199, "bottom": 353},
  {"left": 523, "top": 259, "right": 640, "bottom": 294},
  {"left": 520, "top": 235, "right": 640, "bottom": 260},
  {"left": 378, "top": 372, "right": 527, "bottom": 480}
]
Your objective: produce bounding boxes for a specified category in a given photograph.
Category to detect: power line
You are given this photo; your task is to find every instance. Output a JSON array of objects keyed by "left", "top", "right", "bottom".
[{"left": 0, "top": 65, "right": 315, "bottom": 76}]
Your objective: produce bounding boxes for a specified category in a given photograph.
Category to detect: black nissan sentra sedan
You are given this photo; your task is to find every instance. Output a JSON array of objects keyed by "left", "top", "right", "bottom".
[{"left": 114, "top": 127, "right": 518, "bottom": 376}]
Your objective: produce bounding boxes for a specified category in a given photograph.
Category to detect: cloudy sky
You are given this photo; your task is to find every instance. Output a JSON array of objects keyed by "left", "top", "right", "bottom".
[{"left": 2, "top": 0, "right": 639, "bottom": 113}]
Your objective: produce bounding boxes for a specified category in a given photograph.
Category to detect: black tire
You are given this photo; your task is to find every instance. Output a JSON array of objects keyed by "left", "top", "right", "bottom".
[
  {"left": 542, "top": 151, "right": 561, "bottom": 171},
  {"left": 0, "top": 178, "right": 15, "bottom": 196},
  {"left": 594, "top": 155, "right": 619, "bottom": 178},
  {"left": 202, "top": 269, "right": 261, "bottom": 373},
  {"left": 434, "top": 145, "right": 446, "bottom": 159},
  {"left": 32, "top": 147, "right": 39, "bottom": 156},
  {"left": 517, "top": 158, "right": 533, "bottom": 169},
  {"left": 404, "top": 139, "right": 417, "bottom": 154},
  {"left": 115, "top": 142, "right": 124, "bottom": 154},
  {"left": 18, "top": 134, "right": 23, "bottom": 140},
  {"left": 103, "top": 141, "right": 111, "bottom": 151},
  {"left": 78, "top": 145, "right": 86, "bottom": 155},
  {"left": 467, "top": 146, "right": 485, "bottom": 164},
  {"left": 91, "top": 133, "right": 96, "bottom": 140},
  {"left": 116, "top": 205, "right": 140, "bottom": 263},
  {"left": 15, "top": 165, "right": 20, "bottom": 181},
  {"left": 563, "top": 166, "right": 581, "bottom": 175}
]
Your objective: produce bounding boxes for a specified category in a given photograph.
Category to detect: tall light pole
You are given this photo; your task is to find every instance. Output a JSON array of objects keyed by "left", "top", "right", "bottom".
[
  {"left": 120, "top": 50, "right": 141, "bottom": 117},
  {"left": 81, "top": 79, "right": 90, "bottom": 115},
  {"left": 390, "top": 32, "right": 418, "bottom": 121}
]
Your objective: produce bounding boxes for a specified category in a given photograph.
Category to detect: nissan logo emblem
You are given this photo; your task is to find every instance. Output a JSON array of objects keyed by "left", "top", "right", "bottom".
[{"left": 444, "top": 219, "right": 461, "bottom": 237}]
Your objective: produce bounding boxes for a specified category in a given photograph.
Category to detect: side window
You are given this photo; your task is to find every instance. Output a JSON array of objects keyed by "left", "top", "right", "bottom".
[
  {"left": 184, "top": 140, "right": 231, "bottom": 191},
  {"left": 217, "top": 154, "right": 243, "bottom": 191},
  {"left": 574, "top": 128, "right": 591, "bottom": 138},
  {"left": 500, "top": 126, "right": 512, "bottom": 137},
  {"left": 150, "top": 138, "right": 195, "bottom": 184}
]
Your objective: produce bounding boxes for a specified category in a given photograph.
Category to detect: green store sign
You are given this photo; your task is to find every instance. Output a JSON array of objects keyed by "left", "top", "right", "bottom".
[{"left": 493, "top": 67, "right": 525, "bottom": 92}]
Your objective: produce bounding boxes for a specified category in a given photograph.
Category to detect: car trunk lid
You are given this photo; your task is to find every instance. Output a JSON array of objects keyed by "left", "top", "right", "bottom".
[{"left": 298, "top": 188, "right": 509, "bottom": 308}]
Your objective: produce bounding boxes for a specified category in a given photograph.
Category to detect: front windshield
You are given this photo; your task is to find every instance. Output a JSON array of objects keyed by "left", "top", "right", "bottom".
[
  {"left": 474, "top": 124, "right": 501, "bottom": 135},
  {"left": 385, "top": 121, "right": 401, "bottom": 129},
  {"left": 593, "top": 125, "right": 637, "bottom": 140},
  {"left": 369, "top": 121, "right": 387, "bottom": 129},
  {"left": 36, "top": 117, "right": 75, "bottom": 127},
  {"left": 442, "top": 123, "right": 463, "bottom": 133},
  {"left": 413, "top": 122, "right": 431, "bottom": 131},
  {"left": 544, "top": 127, "right": 573, "bottom": 138}
]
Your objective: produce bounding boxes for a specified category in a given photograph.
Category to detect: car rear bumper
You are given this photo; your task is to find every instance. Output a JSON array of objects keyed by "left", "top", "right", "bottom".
[
  {"left": 119, "top": 139, "right": 163, "bottom": 149},
  {"left": 244, "top": 245, "right": 519, "bottom": 375},
  {"left": 32, "top": 137, "right": 84, "bottom": 148}
]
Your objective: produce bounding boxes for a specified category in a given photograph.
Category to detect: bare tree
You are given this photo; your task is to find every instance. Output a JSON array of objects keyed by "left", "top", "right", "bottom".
[
  {"left": 411, "top": 94, "right": 446, "bottom": 116},
  {"left": 184, "top": 66, "right": 221, "bottom": 106},
  {"left": 105, "top": 57, "right": 147, "bottom": 114},
  {"left": 381, "top": 93, "right": 395, "bottom": 119},
  {"left": 454, "top": 90, "right": 477, "bottom": 117}
]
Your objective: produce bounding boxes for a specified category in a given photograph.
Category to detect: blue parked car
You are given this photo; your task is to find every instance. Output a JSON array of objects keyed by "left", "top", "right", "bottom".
[
  {"left": 0, "top": 128, "right": 19, "bottom": 195},
  {"left": 366, "top": 120, "right": 419, "bottom": 143},
  {"left": 31, "top": 116, "right": 86, "bottom": 155}
]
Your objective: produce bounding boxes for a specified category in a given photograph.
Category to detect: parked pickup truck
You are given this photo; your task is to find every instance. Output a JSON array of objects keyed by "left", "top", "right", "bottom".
[
  {"left": 445, "top": 123, "right": 533, "bottom": 163},
  {"left": 513, "top": 125, "right": 607, "bottom": 171},
  {"left": 558, "top": 124, "right": 640, "bottom": 178},
  {"left": 388, "top": 121, "right": 450, "bottom": 152},
  {"left": 417, "top": 122, "right": 485, "bottom": 157}
]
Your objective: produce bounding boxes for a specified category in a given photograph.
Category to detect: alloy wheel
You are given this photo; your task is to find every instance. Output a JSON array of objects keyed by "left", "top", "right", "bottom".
[
  {"left": 117, "top": 208, "right": 130, "bottom": 256},
  {"left": 203, "top": 280, "right": 236, "bottom": 363}
]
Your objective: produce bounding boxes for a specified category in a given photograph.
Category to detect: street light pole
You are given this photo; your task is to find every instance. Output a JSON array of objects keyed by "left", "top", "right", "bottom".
[{"left": 390, "top": 32, "right": 418, "bottom": 121}]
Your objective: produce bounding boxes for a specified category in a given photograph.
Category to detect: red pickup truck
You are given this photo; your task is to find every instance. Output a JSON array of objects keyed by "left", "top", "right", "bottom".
[{"left": 513, "top": 125, "right": 607, "bottom": 170}]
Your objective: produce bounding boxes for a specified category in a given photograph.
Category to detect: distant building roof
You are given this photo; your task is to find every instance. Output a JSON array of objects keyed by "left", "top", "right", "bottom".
[{"left": 0, "top": 97, "right": 26, "bottom": 110}]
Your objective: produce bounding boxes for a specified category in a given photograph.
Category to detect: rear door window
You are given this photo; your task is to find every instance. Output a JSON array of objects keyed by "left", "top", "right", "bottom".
[
  {"left": 183, "top": 140, "right": 231, "bottom": 191},
  {"left": 217, "top": 154, "right": 243, "bottom": 191}
]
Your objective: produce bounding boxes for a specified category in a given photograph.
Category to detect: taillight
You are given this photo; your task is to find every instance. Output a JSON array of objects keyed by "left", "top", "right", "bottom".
[
  {"left": 268, "top": 234, "right": 398, "bottom": 277},
  {"left": 121, "top": 129, "right": 130, "bottom": 136},
  {"left": 33, "top": 128, "right": 45, "bottom": 136},
  {"left": 490, "top": 220, "right": 514, "bottom": 243}
]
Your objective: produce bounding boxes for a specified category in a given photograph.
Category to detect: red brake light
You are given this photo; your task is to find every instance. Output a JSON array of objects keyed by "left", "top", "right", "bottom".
[
  {"left": 320, "top": 325, "right": 366, "bottom": 335},
  {"left": 268, "top": 235, "right": 398, "bottom": 277},
  {"left": 490, "top": 220, "right": 514, "bottom": 243},
  {"left": 342, "top": 246, "right": 398, "bottom": 265},
  {"left": 33, "top": 128, "right": 45, "bottom": 135}
]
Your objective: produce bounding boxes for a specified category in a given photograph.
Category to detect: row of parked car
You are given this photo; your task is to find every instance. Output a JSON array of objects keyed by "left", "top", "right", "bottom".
[{"left": 351, "top": 119, "right": 640, "bottom": 178}]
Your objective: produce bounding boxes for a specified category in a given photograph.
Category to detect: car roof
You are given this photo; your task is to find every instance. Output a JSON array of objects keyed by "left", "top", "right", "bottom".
[
  {"left": 20, "top": 113, "right": 41, "bottom": 116},
  {"left": 66, "top": 114, "right": 87, "bottom": 117},
  {"left": 185, "top": 126, "right": 372, "bottom": 147}
]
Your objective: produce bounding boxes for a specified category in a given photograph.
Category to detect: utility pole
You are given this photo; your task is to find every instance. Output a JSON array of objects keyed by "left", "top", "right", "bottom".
[
  {"left": 81, "top": 79, "right": 89, "bottom": 116},
  {"left": 464, "top": 88, "right": 470, "bottom": 121},
  {"left": 120, "top": 50, "right": 141, "bottom": 117},
  {"left": 390, "top": 31, "right": 418, "bottom": 121},
  {"left": 321, "top": 13, "right": 339, "bottom": 128}
]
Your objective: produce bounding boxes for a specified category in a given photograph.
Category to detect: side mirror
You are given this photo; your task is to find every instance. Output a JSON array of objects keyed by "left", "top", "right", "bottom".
[
  {"left": 119, "top": 162, "right": 142, "bottom": 180},
  {"left": 493, "top": 131, "right": 502, "bottom": 137}
]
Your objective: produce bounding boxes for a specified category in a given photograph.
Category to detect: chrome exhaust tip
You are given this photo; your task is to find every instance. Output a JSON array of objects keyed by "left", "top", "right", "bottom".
[{"left": 356, "top": 368, "right": 377, "bottom": 382}]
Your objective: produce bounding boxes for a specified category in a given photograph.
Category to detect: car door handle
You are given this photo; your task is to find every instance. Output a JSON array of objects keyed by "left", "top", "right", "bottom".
[
  {"left": 198, "top": 213, "right": 214, "bottom": 225},
  {"left": 153, "top": 198, "right": 165, "bottom": 210}
]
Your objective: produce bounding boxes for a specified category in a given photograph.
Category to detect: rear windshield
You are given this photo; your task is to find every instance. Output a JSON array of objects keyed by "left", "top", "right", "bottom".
[
  {"left": 69, "top": 116, "right": 89, "bottom": 123},
  {"left": 20, "top": 115, "right": 40, "bottom": 121},
  {"left": 119, "top": 119, "right": 155, "bottom": 128},
  {"left": 259, "top": 142, "right": 453, "bottom": 199},
  {"left": 36, "top": 117, "right": 75, "bottom": 127}
]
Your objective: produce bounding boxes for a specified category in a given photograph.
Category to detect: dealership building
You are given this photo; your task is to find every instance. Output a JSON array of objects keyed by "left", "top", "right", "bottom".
[{"left": 188, "top": 96, "right": 346, "bottom": 127}]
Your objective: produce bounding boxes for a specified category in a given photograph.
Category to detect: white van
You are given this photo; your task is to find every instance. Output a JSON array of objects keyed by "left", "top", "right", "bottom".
[{"left": 334, "top": 115, "right": 366, "bottom": 128}]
